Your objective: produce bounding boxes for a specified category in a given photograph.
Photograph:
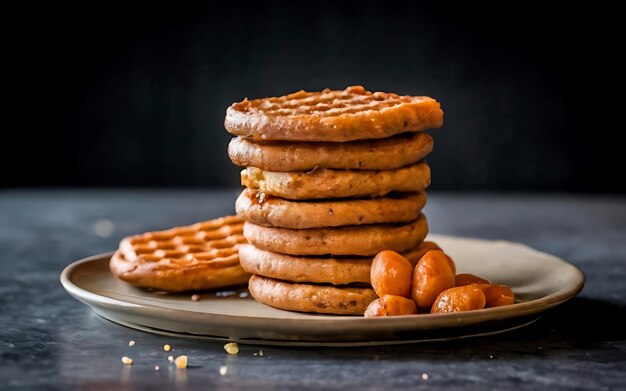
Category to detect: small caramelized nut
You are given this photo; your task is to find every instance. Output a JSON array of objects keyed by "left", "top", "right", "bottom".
[
  {"left": 455, "top": 273, "right": 490, "bottom": 287},
  {"left": 224, "top": 342, "right": 239, "bottom": 355},
  {"left": 371, "top": 250, "right": 413, "bottom": 298},
  {"left": 481, "top": 284, "right": 515, "bottom": 307},
  {"left": 364, "top": 295, "right": 418, "bottom": 317},
  {"left": 431, "top": 285, "right": 486, "bottom": 313},
  {"left": 412, "top": 250, "right": 455, "bottom": 309},
  {"left": 414, "top": 242, "right": 457, "bottom": 274},
  {"left": 175, "top": 355, "right": 188, "bottom": 369}
]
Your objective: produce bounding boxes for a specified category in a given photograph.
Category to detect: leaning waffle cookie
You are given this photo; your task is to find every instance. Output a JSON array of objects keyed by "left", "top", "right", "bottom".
[
  {"left": 241, "top": 162, "right": 430, "bottom": 200},
  {"left": 225, "top": 85, "right": 443, "bottom": 142},
  {"left": 228, "top": 131, "right": 433, "bottom": 171},
  {"left": 236, "top": 189, "right": 426, "bottom": 229},
  {"left": 248, "top": 274, "right": 378, "bottom": 315},
  {"left": 239, "top": 241, "right": 438, "bottom": 285},
  {"left": 244, "top": 214, "right": 428, "bottom": 256},
  {"left": 109, "top": 215, "right": 250, "bottom": 292}
]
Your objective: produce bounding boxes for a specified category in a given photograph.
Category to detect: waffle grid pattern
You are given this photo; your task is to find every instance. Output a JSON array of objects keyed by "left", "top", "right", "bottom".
[
  {"left": 118, "top": 215, "right": 245, "bottom": 268},
  {"left": 238, "top": 86, "right": 431, "bottom": 117}
]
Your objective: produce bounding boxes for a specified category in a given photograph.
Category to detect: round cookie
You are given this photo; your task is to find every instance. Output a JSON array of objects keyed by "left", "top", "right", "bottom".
[
  {"left": 109, "top": 251, "right": 250, "bottom": 292},
  {"left": 241, "top": 162, "right": 430, "bottom": 200},
  {"left": 243, "top": 214, "right": 428, "bottom": 256},
  {"left": 228, "top": 132, "right": 433, "bottom": 171},
  {"left": 109, "top": 215, "right": 250, "bottom": 292},
  {"left": 239, "top": 241, "right": 440, "bottom": 285},
  {"left": 225, "top": 85, "right": 443, "bottom": 142},
  {"left": 236, "top": 189, "right": 426, "bottom": 229},
  {"left": 248, "top": 274, "right": 378, "bottom": 315}
]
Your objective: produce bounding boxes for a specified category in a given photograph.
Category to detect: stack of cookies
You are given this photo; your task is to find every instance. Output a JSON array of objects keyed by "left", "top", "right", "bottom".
[{"left": 225, "top": 86, "right": 443, "bottom": 315}]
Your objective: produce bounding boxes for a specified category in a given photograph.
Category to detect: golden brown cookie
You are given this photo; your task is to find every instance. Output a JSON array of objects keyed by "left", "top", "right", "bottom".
[
  {"left": 239, "top": 241, "right": 438, "bottom": 285},
  {"left": 236, "top": 189, "right": 426, "bottom": 229},
  {"left": 248, "top": 274, "right": 378, "bottom": 315},
  {"left": 109, "top": 215, "right": 250, "bottom": 292},
  {"left": 225, "top": 85, "right": 443, "bottom": 142},
  {"left": 243, "top": 214, "right": 428, "bottom": 256},
  {"left": 228, "top": 131, "right": 433, "bottom": 171},
  {"left": 241, "top": 162, "right": 430, "bottom": 200}
]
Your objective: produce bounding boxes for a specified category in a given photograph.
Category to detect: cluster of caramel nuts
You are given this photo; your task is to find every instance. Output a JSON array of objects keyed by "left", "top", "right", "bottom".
[{"left": 365, "top": 242, "right": 514, "bottom": 317}]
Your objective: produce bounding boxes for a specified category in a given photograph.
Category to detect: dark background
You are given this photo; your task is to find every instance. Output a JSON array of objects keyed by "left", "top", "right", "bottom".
[{"left": 5, "top": 1, "right": 624, "bottom": 192}]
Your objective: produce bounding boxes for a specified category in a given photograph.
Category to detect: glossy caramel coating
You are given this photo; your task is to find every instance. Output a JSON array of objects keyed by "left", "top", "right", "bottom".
[
  {"left": 411, "top": 250, "right": 455, "bottom": 308},
  {"left": 431, "top": 285, "right": 486, "bottom": 313},
  {"left": 455, "top": 273, "right": 490, "bottom": 287},
  {"left": 482, "top": 284, "right": 515, "bottom": 307},
  {"left": 371, "top": 251, "right": 414, "bottom": 298},
  {"left": 364, "top": 295, "right": 418, "bottom": 317}
]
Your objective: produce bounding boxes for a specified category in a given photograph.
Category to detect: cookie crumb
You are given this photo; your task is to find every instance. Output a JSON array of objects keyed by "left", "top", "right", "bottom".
[
  {"left": 121, "top": 356, "right": 133, "bottom": 365},
  {"left": 128, "top": 340, "right": 135, "bottom": 347},
  {"left": 224, "top": 342, "right": 239, "bottom": 355},
  {"left": 163, "top": 344, "right": 172, "bottom": 352},
  {"left": 422, "top": 373, "right": 429, "bottom": 380},
  {"left": 175, "top": 355, "right": 188, "bottom": 369},
  {"left": 219, "top": 366, "right": 228, "bottom": 376},
  {"left": 154, "top": 365, "right": 160, "bottom": 371},
  {"left": 168, "top": 355, "right": 174, "bottom": 363},
  {"left": 191, "top": 294, "right": 201, "bottom": 302}
]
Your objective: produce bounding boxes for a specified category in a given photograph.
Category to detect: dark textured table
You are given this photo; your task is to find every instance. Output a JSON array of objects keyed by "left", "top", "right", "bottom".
[{"left": 1, "top": 190, "right": 625, "bottom": 390}]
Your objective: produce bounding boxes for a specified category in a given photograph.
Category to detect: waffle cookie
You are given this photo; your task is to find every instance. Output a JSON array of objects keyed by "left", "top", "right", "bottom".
[
  {"left": 109, "top": 215, "right": 250, "bottom": 292},
  {"left": 225, "top": 85, "right": 443, "bottom": 142},
  {"left": 239, "top": 241, "right": 440, "bottom": 285},
  {"left": 228, "top": 131, "right": 433, "bottom": 171},
  {"left": 241, "top": 162, "right": 431, "bottom": 200},
  {"left": 248, "top": 274, "right": 378, "bottom": 315},
  {"left": 236, "top": 189, "right": 426, "bottom": 229},
  {"left": 243, "top": 214, "right": 428, "bottom": 256}
]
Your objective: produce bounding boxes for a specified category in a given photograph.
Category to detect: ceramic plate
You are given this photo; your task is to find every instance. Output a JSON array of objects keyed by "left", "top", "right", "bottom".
[{"left": 61, "top": 235, "right": 584, "bottom": 346}]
